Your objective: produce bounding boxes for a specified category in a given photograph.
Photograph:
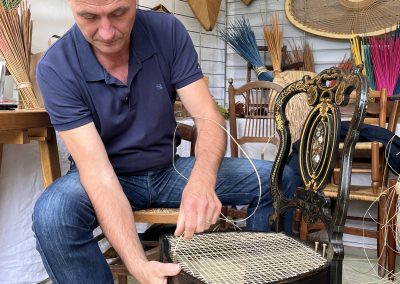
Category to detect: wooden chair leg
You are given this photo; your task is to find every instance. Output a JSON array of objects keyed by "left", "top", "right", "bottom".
[
  {"left": 371, "top": 142, "right": 380, "bottom": 194},
  {"left": 388, "top": 180, "right": 398, "bottom": 281},
  {"left": 117, "top": 275, "right": 128, "bottom": 284},
  {"left": 292, "top": 209, "right": 301, "bottom": 238},
  {"left": 377, "top": 194, "right": 388, "bottom": 277},
  {"left": 299, "top": 218, "right": 308, "bottom": 241}
]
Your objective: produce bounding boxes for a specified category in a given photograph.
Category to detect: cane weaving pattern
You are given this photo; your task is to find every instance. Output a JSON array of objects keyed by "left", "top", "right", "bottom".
[{"left": 166, "top": 232, "right": 328, "bottom": 283}]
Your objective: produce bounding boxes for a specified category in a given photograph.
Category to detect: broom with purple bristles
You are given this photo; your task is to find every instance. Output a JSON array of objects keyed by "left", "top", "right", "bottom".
[{"left": 218, "top": 17, "right": 273, "bottom": 82}]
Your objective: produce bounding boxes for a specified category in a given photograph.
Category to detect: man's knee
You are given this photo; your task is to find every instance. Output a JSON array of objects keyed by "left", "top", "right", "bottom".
[
  {"left": 32, "top": 180, "right": 93, "bottom": 239},
  {"left": 33, "top": 187, "right": 70, "bottom": 238}
]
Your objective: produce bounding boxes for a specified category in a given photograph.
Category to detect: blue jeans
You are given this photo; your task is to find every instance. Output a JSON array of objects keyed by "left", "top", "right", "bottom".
[{"left": 32, "top": 156, "right": 295, "bottom": 283}]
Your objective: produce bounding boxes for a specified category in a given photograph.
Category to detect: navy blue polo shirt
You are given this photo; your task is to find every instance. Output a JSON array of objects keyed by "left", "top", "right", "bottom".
[{"left": 37, "top": 10, "right": 203, "bottom": 175}]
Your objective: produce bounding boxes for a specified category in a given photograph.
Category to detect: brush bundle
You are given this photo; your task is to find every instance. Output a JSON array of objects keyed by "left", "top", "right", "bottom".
[
  {"left": 351, "top": 29, "right": 400, "bottom": 97},
  {"left": 370, "top": 35, "right": 400, "bottom": 97},
  {"left": 263, "top": 13, "right": 282, "bottom": 76},
  {"left": 287, "top": 40, "right": 315, "bottom": 73},
  {"left": 0, "top": 0, "right": 41, "bottom": 109},
  {"left": 219, "top": 17, "right": 273, "bottom": 82}
]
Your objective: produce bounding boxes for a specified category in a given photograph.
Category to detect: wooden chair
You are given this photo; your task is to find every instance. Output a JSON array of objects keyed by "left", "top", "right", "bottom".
[
  {"left": 159, "top": 66, "right": 368, "bottom": 284},
  {"left": 228, "top": 79, "right": 283, "bottom": 158},
  {"left": 109, "top": 122, "right": 197, "bottom": 283}
]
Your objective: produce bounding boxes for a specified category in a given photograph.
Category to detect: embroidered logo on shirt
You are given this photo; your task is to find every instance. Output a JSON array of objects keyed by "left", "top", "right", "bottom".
[{"left": 156, "top": 83, "right": 163, "bottom": 91}]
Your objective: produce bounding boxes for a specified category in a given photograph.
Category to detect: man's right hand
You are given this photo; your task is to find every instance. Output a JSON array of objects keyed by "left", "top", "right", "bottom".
[{"left": 134, "top": 260, "right": 181, "bottom": 284}]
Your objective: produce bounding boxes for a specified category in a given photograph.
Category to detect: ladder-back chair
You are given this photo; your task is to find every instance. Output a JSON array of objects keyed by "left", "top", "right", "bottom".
[
  {"left": 160, "top": 66, "right": 368, "bottom": 284},
  {"left": 228, "top": 79, "right": 283, "bottom": 158}
]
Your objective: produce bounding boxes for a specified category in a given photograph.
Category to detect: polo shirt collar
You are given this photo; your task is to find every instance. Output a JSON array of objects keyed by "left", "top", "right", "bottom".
[{"left": 73, "top": 12, "right": 156, "bottom": 83}]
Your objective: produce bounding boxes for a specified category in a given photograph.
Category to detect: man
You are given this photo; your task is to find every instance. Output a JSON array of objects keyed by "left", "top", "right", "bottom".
[{"left": 32, "top": 0, "right": 295, "bottom": 283}]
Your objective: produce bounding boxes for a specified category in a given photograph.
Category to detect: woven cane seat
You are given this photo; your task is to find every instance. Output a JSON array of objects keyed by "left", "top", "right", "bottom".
[
  {"left": 324, "top": 184, "right": 388, "bottom": 201},
  {"left": 133, "top": 208, "right": 179, "bottom": 223},
  {"left": 161, "top": 232, "right": 328, "bottom": 284}
]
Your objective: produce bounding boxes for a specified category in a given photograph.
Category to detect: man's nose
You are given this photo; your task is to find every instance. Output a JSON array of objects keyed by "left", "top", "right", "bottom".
[{"left": 98, "top": 18, "right": 115, "bottom": 41}]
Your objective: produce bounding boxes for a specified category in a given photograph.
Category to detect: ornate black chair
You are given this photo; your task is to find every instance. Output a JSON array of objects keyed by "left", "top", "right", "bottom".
[{"left": 160, "top": 66, "right": 369, "bottom": 284}]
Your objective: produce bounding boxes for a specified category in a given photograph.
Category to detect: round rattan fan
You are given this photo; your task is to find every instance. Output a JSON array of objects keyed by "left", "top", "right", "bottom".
[{"left": 285, "top": 0, "right": 400, "bottom": 39}]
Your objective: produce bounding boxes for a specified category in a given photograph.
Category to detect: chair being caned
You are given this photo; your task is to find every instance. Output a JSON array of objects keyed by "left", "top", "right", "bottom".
[{"left": 160, "top": 66, "right": 368, "bottom": 284}]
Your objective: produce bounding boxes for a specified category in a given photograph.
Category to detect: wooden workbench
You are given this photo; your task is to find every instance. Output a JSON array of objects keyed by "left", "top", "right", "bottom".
[{"left": 0, "top": 110, "right": 61, "bottom": 187}]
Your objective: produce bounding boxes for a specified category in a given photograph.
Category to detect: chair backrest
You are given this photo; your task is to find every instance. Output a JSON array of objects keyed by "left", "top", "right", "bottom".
[
  {"left": 228, "top": 79, "right": 283, "bottom": 157},
  {"left": 270, "top": 67, "right": 368, "bottom": 263},
  {"left": 343, "top": 88, "right": 400, "bottom": 132},
  {"left": 364, "top": 89, "right": 400, "bottom": 132}
]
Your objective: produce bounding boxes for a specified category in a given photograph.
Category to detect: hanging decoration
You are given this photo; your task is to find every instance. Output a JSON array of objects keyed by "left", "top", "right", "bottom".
[
  {"left": 188, "top": 0, "right": 222, "bottom": 31},
  {"left": 219, "top": 17, "right": 273, "bottom": 82},
  {"left": 242, "top": 0, "right": 254, "bottom": 5},
  {"left": 285, "top": 0, "right": 400, "bottom": 39},
  {"left": 151, "top": 4, "right": 170, "bottom": 13}
]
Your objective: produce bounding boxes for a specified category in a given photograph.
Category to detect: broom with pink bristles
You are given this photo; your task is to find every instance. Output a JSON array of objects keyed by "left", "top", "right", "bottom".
[{"left": 370, "top": 34, "right": 400, "bottom": 97}]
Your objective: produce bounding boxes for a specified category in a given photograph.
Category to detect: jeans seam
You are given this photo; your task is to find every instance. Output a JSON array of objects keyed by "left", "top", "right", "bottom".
[{"left": 146, "top": 175, "right": 152, "bottom": 205}]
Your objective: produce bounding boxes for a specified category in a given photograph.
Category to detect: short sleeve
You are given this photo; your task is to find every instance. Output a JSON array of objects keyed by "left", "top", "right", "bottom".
[
  {"left": 170, "top": 18, "right": 204, "bottom": 89},
  {"left": 37, "top": 59, "right": 93, "bottom": 131}
]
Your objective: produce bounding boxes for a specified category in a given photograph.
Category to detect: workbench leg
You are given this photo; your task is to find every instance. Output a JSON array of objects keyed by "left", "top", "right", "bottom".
[{"left": 39, "top": 127, "right": 61, "bottom": 188}]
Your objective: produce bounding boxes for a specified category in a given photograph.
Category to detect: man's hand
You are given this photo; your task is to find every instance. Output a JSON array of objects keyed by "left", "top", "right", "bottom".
[
  {"left": 134, "top": 261, "right": 181, "bottom": 284},
  {"left": 174, "top": 182, "right": 222, "bottom": 239}
]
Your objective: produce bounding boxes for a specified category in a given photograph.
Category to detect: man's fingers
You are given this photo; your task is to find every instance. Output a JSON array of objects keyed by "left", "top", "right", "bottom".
[
  {"left": 183, "top": 201, "right": 197, "bottom": 239},
  {"left": 205, "top": 198, "right": 215, "bottom": 228},
  {"left": 155, "top": 262, "right": 181, "bottom": 276},
  {"left": 212, "top": 199, "right": 222, "bottom": 224},
  {"left": 174, "top": 210, "right": 185, "bottom": 237},
  {"left": 196, "top": 199, "right": 208, "bottom": 232}
]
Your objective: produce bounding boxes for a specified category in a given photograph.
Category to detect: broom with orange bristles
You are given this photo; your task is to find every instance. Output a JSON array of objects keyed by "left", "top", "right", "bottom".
[
  {"left": 0, "top": 0, "right": 40, "bottom": 109},
  {"left": 263, "top": 13, "right": 282, "bottom": 76}
]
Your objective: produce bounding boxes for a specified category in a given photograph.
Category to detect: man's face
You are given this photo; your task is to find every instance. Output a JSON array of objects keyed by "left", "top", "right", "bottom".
[{"left": 69, "top": 0, "right": 136, "bottom": 55}]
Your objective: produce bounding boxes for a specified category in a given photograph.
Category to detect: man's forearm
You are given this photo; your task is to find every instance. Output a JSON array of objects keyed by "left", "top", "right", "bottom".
[
  {"left": 191, "top": 114, "right": 227, "bottom": 187},
  {"left": 80, "top": 174, "right": 147, "bottom": 279}
]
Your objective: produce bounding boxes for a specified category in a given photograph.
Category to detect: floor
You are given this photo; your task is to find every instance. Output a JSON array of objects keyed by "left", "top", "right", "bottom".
[{"left": 111, "top": 246, "right": 400, "bottom": 284}]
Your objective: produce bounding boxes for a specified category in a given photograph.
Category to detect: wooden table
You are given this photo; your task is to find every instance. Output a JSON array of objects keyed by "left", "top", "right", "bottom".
[{"left": 0, "top": 110, "right": 61, "bottom": 187}]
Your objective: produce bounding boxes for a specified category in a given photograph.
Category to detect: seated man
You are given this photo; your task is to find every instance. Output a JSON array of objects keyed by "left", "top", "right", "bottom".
[{"left": 32, "top": 0, "right": 295, "bottom": 283}]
